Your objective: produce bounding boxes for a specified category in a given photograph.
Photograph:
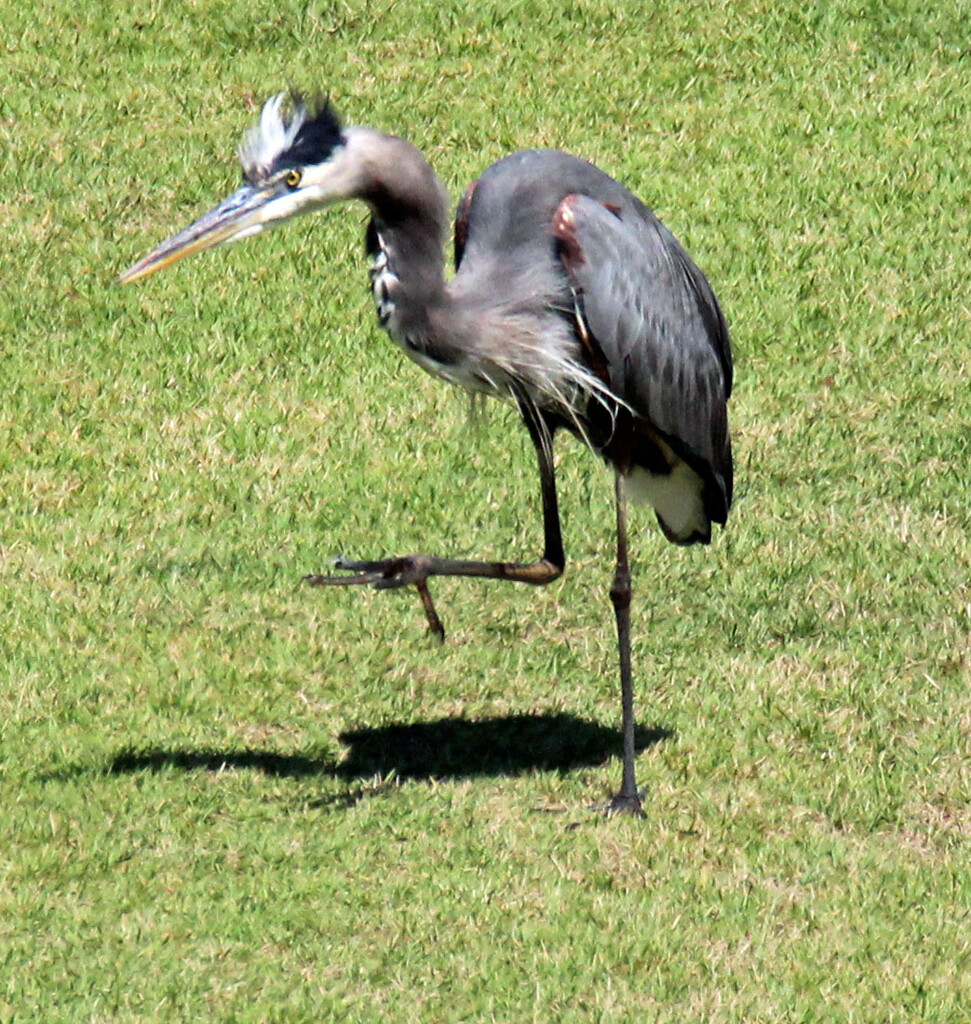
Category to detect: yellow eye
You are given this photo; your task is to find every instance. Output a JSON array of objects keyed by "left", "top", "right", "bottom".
[{"left": 285, "top": 169, "right": 302, "bottom": 188}]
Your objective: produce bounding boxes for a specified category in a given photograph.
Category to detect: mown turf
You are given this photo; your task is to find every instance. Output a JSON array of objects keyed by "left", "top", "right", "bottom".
[{"left": 2, "top": 1, "right": 969, "bottom": 1021}]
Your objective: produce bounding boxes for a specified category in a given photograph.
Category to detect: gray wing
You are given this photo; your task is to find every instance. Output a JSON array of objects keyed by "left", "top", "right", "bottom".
[{"left": 553, "top": 193, "right": 733, "bottom": 515}]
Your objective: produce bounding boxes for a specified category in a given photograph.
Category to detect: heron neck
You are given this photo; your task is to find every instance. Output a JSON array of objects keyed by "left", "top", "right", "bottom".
[
  {"left": 369, "top": 213, "right": 448, "bottom": 329},
  {"left": 361, "top": 133, "right": 450, "bottom": 336}
]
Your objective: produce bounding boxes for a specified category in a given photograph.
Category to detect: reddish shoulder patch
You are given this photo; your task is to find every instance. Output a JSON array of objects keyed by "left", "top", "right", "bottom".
[
  {"left": 453, "top": 179, "right": 478, "bottom": 269},
  {"left": 552, "top": 194, "right": 584, "bottom": 268},
  {"left": 553, "top": 196, "right": 613, "bottom": 386}
]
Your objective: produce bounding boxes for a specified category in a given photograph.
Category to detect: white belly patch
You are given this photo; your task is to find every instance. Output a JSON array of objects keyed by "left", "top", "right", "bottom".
[{"left": 627, "top": 461, "right": 708, "bottom": 543}]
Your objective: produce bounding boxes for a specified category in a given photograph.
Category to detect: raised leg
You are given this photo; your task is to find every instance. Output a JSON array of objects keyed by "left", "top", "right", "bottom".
[
  {"left": 605, "top": 470, "right": 646, "bottom": 817},
  {"left": 306, "top": 408, "right": 564, "bottom": 640}
]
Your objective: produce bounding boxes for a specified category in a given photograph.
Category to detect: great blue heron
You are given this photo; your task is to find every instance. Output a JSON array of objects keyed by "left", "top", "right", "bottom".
[{"left": 120, "top": 93, "right": 733, "bottom": 816}]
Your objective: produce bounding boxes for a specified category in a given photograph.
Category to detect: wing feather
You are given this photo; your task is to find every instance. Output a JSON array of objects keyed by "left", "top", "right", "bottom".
[{"left": 554, "top": 194, "right": 733, "bottom": 518}]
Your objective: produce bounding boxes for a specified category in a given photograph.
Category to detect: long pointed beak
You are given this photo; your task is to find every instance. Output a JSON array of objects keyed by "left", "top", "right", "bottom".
[{"left": 118, "top": 184, "right": 275, "bottom": 284}]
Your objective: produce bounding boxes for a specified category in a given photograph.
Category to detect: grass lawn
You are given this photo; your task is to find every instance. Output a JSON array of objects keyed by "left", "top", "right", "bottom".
[{"left": 2, "top": 0, "right": 969, "bottom": 1020}]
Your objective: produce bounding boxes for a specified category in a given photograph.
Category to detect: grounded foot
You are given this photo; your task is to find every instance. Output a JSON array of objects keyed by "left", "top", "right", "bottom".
[{"left": 594, "top": 789, "right": 647, "bottom": 819}]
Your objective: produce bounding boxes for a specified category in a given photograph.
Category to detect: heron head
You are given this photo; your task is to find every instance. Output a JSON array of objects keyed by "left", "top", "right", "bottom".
[{"left": 118, "top": 93, "right": 362, "bottom": 283}]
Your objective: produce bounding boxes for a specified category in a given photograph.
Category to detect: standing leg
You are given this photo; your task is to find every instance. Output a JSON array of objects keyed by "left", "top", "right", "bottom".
[{"left": 607, "top": 470, "right": 645, "bottom": 817}]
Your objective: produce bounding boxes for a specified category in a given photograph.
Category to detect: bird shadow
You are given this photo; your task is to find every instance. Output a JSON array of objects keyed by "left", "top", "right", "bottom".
[
  {"left": 100, "top": 713, "right": 670, "bottom": 805},
  {"left": 334, "top": 712, "right": 668, "bottom": 780}
]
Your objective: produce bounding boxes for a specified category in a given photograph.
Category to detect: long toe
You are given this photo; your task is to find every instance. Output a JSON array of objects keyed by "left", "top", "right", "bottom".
[{"left": 304, "top": 569, "right": 386, "bottom": 587}]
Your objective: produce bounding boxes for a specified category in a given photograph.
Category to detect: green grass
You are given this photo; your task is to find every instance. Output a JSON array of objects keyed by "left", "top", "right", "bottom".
[{"left": 2, "top": 0, "right": 970, "bottom": 1020}]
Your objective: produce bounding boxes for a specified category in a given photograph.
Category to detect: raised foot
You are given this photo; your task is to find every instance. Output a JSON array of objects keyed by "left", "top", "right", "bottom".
[
  {"left": 304, "top": 554, "right": 429, "bottom": 590},
  {"left": 304, "top": 555, "right": 445, "bottom": 643}
]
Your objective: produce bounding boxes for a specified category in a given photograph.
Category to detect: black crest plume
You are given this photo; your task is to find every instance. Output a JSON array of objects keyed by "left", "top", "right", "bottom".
[
  {"left": 239, "top": 92, "right": 344, "bottom": 183},
  {"left": 276, "top": 93, "right": 343, "bottom": 170}
]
